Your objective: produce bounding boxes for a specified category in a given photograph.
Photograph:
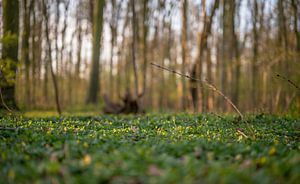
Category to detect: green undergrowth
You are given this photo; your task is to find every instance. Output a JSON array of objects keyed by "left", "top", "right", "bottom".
[{"left": 0, "top": 114, "right": 299, "bottom": 183}]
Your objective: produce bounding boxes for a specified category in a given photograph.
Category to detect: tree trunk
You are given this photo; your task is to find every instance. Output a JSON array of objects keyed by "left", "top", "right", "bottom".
[
  {"left": 1, "top": 0, "right": 19, "bottom": 110},
  {"left": 181, "top": 0, "right": 188, "bottom": 110},
  {"left": 42, "top": 0, "right": 62, "bottom": 115},
  {"left": 22, "top": 0, "right": 32, "bottom": 107},
  {"left": 190, "top": 0, "right": 219, "bottom": 112},
  {"left": 86, "top": 0, "right": 105, "bottom": 104},
  {"left": 251, "top": 0, "right": 259, "bottom": 110},
  {"left": 206, "top": 48, "right": 214, "bottom": 111},
  {"left": 130, "top": 0, "right": 139, "bottom": 99},
  {"left": 221, "top": 0, "right": 235, "bottom": 111},
  {"left": 142, "top": 0, "right": 149, "bottom": 96},
  {"left": 232, "top": 0, "right": 241, "bottom": 107},
  {"left": 291, "top": 0, "right": 300, "bottom": 52}
]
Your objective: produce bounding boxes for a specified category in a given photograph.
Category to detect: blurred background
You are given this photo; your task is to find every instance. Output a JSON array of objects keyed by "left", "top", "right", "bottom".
[{"left": 0, "top": 0, "right": 299, "bottom": 114}]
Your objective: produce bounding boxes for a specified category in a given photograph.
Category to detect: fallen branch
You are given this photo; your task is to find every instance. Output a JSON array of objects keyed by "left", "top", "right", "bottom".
[
  {"left": 276, "top": 74, "right": 300, "bottom": 91},
  {"left": 0, "top": 127, "right": 27, "bottom": 131},
  {"left": 237, "top": 128, "right": 249, "bottom": 139},
  {"left": 151, "top": 62, "right": 244, "bottom": 119}
]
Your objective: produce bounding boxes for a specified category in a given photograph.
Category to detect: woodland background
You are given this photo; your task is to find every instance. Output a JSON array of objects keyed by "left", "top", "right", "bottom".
[{"left": 0, "top": 0, "right": 299, "bottom": 114}]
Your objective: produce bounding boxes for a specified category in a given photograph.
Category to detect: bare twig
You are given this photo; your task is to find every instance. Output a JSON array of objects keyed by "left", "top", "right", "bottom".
[
  {"left": 151, "top": 62, "right": 244, "bottom": 119},
  {"left": 237, "top": 128, "right": 249, "bottom": 139},
  {"left": 276, "top": 73, "right": 300, "bottom": 91},
  {"left": 0, "top": 88, "right": 14, "bottom": 112}
]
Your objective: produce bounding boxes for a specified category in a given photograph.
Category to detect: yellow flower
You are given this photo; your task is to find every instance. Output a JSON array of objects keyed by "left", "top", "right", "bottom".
[
  {"left": 268, "top": 147, "right": 276, "bottom": 156},
  {"left": 82, "top": 154, "right": 92, "bottom": 166}
]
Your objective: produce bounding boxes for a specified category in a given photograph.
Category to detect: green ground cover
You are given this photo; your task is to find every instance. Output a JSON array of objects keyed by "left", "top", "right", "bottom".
[{"left": 1, "top": 114, "right": 300, "bottom": 183}]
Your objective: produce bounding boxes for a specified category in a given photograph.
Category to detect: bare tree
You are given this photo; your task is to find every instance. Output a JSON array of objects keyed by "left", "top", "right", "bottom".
[
  {"left": 42, "top": 0, "right": 62, "bottom": 115},
  {"left": 190, "top": 0, "right": 219, "bottom": 112}
]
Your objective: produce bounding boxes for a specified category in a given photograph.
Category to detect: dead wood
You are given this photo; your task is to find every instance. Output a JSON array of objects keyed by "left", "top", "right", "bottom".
[{"left": 103, "top": 92, "right": 144, "bottom": 114}]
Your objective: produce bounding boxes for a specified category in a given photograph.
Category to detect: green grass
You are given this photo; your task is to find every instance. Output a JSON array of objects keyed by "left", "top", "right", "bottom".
[{"left": 1, "top": 114, "right": 300, "bottom": 183}]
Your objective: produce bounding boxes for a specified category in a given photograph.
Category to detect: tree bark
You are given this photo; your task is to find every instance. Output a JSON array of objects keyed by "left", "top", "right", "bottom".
[
  {"left": 190, "top": 0, "right": 219, "bottom": 112},
  {"left": 1, "top": 0, "right": 19, "bottom": 110},
  {"left": 221, "top": 0, "right": 235, "bottom": 111},
  {"left": 181, "top": 0, "right": 188, "bottom": 110},
  {"left": 142, "top": 0, "right": 149, "bottom": 96},
  {"left": 86, "top": 0, "right": 105, "bottom": 104},
  {"left": 22, "top": 0, "right": 32, "bottom": 107},
  {"left": 291, "top": 0, "right": 300, "bottom": 52},
  {"left": 130, "top": 0, "right": 139, "bottom": 99}
]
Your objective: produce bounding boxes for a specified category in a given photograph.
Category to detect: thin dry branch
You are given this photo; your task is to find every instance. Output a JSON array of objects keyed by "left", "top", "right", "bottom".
[
  {"left": 151, "top": 62, "right": 244, "bottom": 119},
  {"left": 0, "top": 88, "right": 14, "bottom": 112},
  {"left": 276, "top": 74, "right": 300, "bottom": 91}
]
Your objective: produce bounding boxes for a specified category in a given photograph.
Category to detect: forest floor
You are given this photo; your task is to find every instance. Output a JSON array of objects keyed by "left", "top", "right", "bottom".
[{"left": 0, "top": 114, "right": 300, "bottom": 183}]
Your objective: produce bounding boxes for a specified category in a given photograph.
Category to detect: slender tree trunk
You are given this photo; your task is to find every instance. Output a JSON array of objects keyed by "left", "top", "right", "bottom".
[
  {"left": 60, "top": 1, "right": 70, "bottom": 69},
  {"left": 130, "top": 0, "right": 139, "bottom": 98},
  {"left": 31, "top": 2, "right": 36, "bottom": 106},
  {"left": 190, "top": 0, "right": 219, "bottom": 112},
  {"left": 75, "top": 19, "right": 82, "bottom": 77},
  {"left": 278, "top": 0, "right": 290, "bottom": 108},
  {"left": 33, "top": 0, "right": 43, "bottom": 106},
  {"left": 206, "top": 48, "right": 214, "bottom": 111},
  {"left": 150, "top": 24, "right": 159, "bottom": 108},
  {"left": 251, "top": 0, "right": 259, "bottom": 110},
  {"left": 22, "top": 0, "right": 32, "bottom": 107},
  {"left": 291, "top": 0, "right": 300, "bottom": 52},
  {"left": 221, "top": 0, "right": 235, "bottom": 111},
  {"left": 1, "top": 0, "right": 19, "bottom": 110},
  {"left": 118, "top": 5, "right": 130, "bottom": 99},
  {"left": 232, "top": 0, "right": 241, "bottom": 107},
  {"left": 181, "top": 0, "right": 188, "bottom": 110},
  {"left": 142, "top": 0, "right": 149, "bottom": 96},
  {"left": 42, "top": 0, "right": 62, "bottom": 115},
  {"left": 109, "top": 0, "right": 116, "bottom": 99},
  {"left": 43, "top": 56, "right": 49, "bottom": 103},
  {"left": 86, "top": 0, "right": 105, "bottom": 104}
]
